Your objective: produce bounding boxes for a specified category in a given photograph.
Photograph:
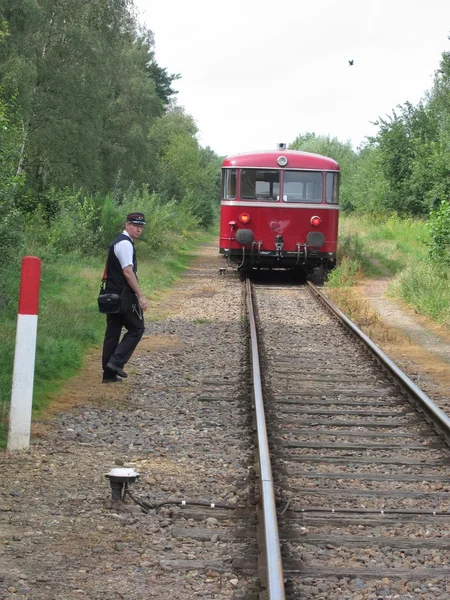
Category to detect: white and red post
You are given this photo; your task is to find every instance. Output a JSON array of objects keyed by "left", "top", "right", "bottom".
[{"left": 8, "top": 256, "right": 42, "bottom": 451}]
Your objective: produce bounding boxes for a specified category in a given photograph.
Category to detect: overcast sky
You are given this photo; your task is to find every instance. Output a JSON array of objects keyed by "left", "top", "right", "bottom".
[{"left": 134, "top": 0, "right": 450, "bottom": 157}]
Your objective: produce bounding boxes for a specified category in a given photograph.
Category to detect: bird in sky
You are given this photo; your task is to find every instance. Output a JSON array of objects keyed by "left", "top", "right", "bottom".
[{"left": 348, "top": 60, "right": 354, "bottom": 66}]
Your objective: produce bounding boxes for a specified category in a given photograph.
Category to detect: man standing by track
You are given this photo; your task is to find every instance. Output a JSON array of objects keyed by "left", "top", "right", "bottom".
[{"left": 102, "top": 212, "right": 148, "bottom": 383}]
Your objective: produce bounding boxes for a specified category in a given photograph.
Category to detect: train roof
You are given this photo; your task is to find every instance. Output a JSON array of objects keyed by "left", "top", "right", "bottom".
[{"left": 222, "top": 149, "right": 340, "bottom": 171}]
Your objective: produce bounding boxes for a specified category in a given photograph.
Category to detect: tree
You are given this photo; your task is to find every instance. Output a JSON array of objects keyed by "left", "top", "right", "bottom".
[
  {"left": 0, "top": 0, "right": 219, "bottom": 232},
  {"left": 99, "top": 30, "right": 165, "bottom": 192},
  {"left": 146, "top": 59, "right": 180, "bottom": 108},
  {"left": 348, "top": 142, "right": 389, "bottom": 214},
  {"left": 148, "top": 108, "right": 221, "bottom": 226},
  {"left": 290, "top": 133, "right": 358, "bottom": 211},
  {"left": 0, "top": 0, "right": 181, "bottom": 198},
  {"left": 374, "top": 90, "right": 450, "bottom": 216}
]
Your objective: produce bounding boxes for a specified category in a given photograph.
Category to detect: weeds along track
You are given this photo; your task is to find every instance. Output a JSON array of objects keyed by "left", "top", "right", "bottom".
[{"left": 252, "top": 281, "right": 450, "bottom": 600}]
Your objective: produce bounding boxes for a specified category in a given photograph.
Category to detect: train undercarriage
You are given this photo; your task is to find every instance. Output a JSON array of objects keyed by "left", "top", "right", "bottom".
[{"left": 220, "top": 244, "right": 336, "bottom": 283}]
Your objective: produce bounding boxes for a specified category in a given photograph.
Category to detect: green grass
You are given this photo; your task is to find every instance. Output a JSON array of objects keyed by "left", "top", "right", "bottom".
[
  {"left": 327, "top": 214, "right": 450, "bottom": 326},
  {"left": 338, "top": 215, "right": 429, "bottom": 275},
  {"left": 389, "top": 262, "right": 450, "bottom": 324},
  {"left": 326, "top": 257, "right": 362, "bottom": 288},
  {"left": 0, "top": 229, "right": 217, "bottom": 446}
]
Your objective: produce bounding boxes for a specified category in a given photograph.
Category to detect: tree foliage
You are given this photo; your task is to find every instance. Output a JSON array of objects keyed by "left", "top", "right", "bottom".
[
  {"left": 368, "top": 48, "right": 450, "bottom": 217},
  {"left": 347, "top": 142, "right": 389, "bottom": 214},
  {"left": 0, "top": 0, "right": 172, "bottom": 193},
  {"left": 0, "top": 0, "right": 221, "bottom": 272}
]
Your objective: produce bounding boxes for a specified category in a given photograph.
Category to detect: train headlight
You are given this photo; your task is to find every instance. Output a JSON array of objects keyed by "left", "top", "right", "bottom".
[
  {"left": 239, "top": 213, "right": 250, "bottom": 224},
  {"left": 277, "top": 156, "right": 288, "bottom": 167},
  {"left": 310, "top": 216, "right": 321, "bottom": 227}
]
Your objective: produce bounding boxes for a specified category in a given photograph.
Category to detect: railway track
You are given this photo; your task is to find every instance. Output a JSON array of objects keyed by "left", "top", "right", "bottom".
[{"left": 249, "top": 277, "right": 450, "bottom": 599}]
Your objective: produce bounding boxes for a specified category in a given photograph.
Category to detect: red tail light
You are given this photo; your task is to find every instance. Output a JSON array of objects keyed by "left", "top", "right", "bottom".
[
  {"left": 310, "top": 216, "right": 321, "bottom": 227},
  {"left": 239, "top": 213, "right": 250, "bottom": 224}
]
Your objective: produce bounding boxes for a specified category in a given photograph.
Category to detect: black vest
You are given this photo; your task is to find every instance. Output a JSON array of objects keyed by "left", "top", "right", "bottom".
[{"left": 105, "top": 233, "right": 137, "bottom": 294}]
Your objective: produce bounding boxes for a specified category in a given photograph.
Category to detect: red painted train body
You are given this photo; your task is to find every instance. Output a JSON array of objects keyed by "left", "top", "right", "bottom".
[{"left": 219, "top": 148, "right": 340, "bottom": 277}]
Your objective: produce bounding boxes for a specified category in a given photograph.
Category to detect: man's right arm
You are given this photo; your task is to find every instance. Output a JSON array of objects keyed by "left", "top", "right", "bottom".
[{"left": 122, "top": 266, "right": 148, "bottom": 311}]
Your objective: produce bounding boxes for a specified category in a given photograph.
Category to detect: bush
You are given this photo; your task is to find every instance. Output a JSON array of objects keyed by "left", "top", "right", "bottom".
[
  {"left": 428, "top": 200, "right": 450, "bottom": 266},
  {"left": 326, "top": 258, "right": 362, "bottom": 287},
  {"left": 98, "top": 195, "right": 125, "bottom": 248},
  {"left": 50, "top": 191, "right": 99, "bottom": 253},
  {"left": 22, "top": 189, "right": 100, "bottom": 255},
  {"left": 0, "top": 208, "right": 26, "bottom": 310},
  {"left": 0, "top": 208, "right": 26, "bottom": 267},
  {"left": 389, "top": 261, "right": 450, "bottom": 323},
  {"left": 182, "top": 190, "right": 217, "bottom": 228},
  {"left": 98, "top": 186, "right": 200, "bottom": 257}
]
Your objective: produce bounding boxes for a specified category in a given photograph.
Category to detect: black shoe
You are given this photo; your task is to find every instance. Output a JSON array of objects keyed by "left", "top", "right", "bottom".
[
  {"left": 102, "top": 375, "right": 123, "bottom": 384},
  {"left": 106, "top": 362, "right": 128, "bottom": 378}
]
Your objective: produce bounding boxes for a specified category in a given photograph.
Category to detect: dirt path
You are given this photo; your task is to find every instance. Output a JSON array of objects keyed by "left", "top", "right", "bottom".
[{"left": 361, "top": 277, "right": 450, "bottom": 361}]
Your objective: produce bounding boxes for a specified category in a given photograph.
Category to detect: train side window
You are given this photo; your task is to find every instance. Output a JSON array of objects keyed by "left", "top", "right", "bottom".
[
  {"left": 326, "top": 172, "right": 339, "bottom": 204},
  {"left": 283, "top": 171, "right": 322, "bottom": 202},
  {"left": 240, "top": 169, "right": 279, "bottom": 200},
  {"left": 222, "top": 168, "right": 237, "bottom": 199}
]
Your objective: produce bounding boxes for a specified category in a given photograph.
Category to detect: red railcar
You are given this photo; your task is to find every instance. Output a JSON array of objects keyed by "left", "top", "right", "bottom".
[{"left": 219, "top": 146, "right": 340, "bottom": 278}]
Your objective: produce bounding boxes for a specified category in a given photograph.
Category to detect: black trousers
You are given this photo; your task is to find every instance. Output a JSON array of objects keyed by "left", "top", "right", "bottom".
[{"left": 102, "top": 307, "right": 145, "bottom": 374}]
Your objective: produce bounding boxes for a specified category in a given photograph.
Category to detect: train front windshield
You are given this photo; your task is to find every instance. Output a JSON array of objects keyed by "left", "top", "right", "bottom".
[{"left": 222, "top": 168, "right": 339, "bottom": 204}]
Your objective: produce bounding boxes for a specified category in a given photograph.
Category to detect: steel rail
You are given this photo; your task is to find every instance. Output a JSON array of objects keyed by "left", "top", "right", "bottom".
[
  {"left": 245, "top": 278, "right": 286, "bottom": 600},
  {"left": 308, "top": 281, "right": 450, "bottom": 437}
]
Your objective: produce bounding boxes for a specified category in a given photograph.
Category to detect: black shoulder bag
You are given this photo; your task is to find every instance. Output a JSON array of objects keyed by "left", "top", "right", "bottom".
[{"left": 97, "top": 264, "right": 121, "bottom": 314}]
